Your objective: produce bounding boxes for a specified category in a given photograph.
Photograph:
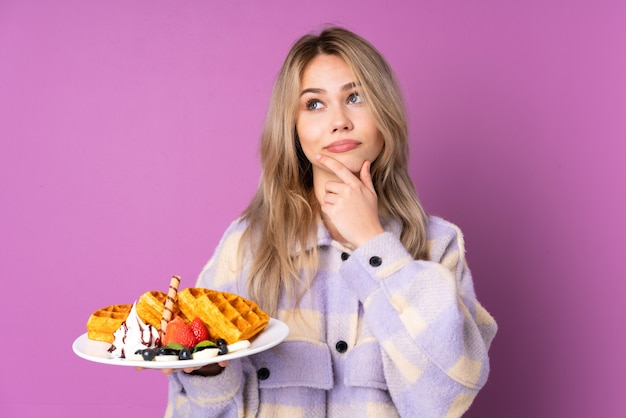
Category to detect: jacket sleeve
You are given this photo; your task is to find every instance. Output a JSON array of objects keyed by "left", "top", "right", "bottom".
[
  {"left": 165, "top": 220, "right": 261, "bottom": 418},
  {"left": 339, "top": 217, "right": 497, "bottom": 417},
  {"left": 165, "top": 357, "right": 258, "bottom": 418}
]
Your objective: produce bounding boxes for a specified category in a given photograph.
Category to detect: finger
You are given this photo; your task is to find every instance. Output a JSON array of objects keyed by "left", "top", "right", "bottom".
[
  {"left": 324, "top": 180, "right": 344, "bottom": 196},
  {"left": 315, "top": 154, "right": 359, "bottom": 184},
  {"left": 359, "top": 161, "right": 375, "bottom": 193},
  {"left": 322, "top": 191, "right": 338, "bottom": 205}
]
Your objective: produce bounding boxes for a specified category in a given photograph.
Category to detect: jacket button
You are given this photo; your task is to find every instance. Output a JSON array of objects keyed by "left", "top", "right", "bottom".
[
  {"left": 369, "top": 256, "right": 382, "bottom": 267},
  {"left": 341, "top": 252, "right": 350, "bottom": 261},
  {"left": 335, "top": 340, "right": 348, "bottom": 353},
  {"left": 257, "top": 367, "right": 270, "bottom": 380}
]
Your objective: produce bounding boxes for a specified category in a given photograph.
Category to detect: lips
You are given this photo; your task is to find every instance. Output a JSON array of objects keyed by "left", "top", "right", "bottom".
[{"left": 324, "top": 139, "right": 361, "bottom": 153}]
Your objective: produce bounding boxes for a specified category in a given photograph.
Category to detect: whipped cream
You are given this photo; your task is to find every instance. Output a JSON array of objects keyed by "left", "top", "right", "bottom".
[{"left": 108, "top": 302, "right": 160, "bottom": 360}]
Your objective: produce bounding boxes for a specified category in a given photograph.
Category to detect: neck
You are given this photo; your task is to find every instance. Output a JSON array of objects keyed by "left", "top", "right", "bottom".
[{"left": 320, "top": 212, "right": 347, "bottom": 244}]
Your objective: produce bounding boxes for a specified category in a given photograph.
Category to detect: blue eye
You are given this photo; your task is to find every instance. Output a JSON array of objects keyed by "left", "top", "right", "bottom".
[
  {"left": 306, "top": 99, "right": 323, "bottom": 110},
  {"left": 348, "top": 93, "right": 362, "bottom": 104}
]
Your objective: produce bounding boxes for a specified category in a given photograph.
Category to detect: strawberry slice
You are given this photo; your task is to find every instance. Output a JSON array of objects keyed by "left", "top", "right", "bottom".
[
  {"left": 189, "top": 317, "right": 210, "bottom": 345},
  {"left": 163, "top": 317, "right": 196, "bottom": 348}
]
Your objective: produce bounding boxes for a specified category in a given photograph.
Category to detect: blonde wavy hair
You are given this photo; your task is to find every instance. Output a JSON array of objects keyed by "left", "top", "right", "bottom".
[{"left": 239, "top": 27, "right": 429, "bottom": 315}]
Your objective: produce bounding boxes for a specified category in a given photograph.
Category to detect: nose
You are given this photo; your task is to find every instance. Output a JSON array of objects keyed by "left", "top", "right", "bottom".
[{"left": 330, "top": 106, "right": 353, "bottom": 133}]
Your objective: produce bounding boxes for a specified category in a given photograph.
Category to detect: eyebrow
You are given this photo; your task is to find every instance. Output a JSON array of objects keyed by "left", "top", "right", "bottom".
[{"left": 300, "top": 81, "right": 361, "bottom": 97}]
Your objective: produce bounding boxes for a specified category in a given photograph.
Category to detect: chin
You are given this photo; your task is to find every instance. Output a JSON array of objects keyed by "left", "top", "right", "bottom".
[{"left": 344, "top": 159, "right": 367, "bottom": 174}]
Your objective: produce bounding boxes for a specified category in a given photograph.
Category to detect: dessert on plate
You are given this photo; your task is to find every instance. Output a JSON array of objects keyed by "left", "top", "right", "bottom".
[{"left": 84, "top": 275, "right": 270, "bottom": 362}]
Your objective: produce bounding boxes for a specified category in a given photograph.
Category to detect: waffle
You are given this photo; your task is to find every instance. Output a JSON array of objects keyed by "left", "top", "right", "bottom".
[
  {"left": 136, "top": 290, "right": 187, "bottom": 330},
  {"left": 177, "top": 288, "right": 270, "bottom": 344},
  {"left": 86, "top": 304, "right": 132, "bottom": 343}
]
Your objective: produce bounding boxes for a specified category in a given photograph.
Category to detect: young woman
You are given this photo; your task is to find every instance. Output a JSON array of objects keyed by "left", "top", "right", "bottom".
[{"left": 164, "top": 27, "right": 497, "bottom": 417}]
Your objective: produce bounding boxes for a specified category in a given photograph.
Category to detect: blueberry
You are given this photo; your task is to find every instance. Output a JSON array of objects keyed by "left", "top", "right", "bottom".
[
  {"left": 215, "top": 338, "right": 228, "bottom": 355},
  {"left": 179, "top": 348, "right": 193, "bottom": 361},
  {"left": 157, "top": 347, "right": 179, "bottom": 356},
  {"left": 141, "top": 349, "right": 156, "bottom": 361}
]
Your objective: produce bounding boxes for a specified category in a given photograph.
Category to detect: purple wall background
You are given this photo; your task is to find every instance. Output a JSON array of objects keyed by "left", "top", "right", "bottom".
[{"left": 1, "top": 1, "right": 624, "bottom": 416}]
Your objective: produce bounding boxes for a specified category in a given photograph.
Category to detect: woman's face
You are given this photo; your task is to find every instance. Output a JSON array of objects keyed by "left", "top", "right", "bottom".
[{"left": 296, "top": 54, "right": 383, "bottom": 177}]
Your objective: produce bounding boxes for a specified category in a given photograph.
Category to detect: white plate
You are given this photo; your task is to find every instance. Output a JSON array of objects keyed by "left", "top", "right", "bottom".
[{"left": 72, "top": 318, "right": 289, "bottom": 369}]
